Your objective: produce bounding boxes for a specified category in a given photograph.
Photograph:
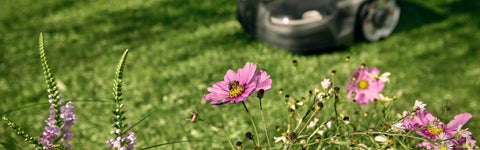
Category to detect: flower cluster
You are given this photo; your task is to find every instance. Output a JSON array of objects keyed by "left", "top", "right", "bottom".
[
  {"left": 199, "top": 60, "right": 476, "bottom": 150},
  {"left": 106, "top": 130, "right": 137, "bottom": 150},
  {"left": 39, "top": 88, "right": 77, "bottom": 149},
  {"left": 204, "top": 62, "right": 272, "bottom": 105},
  {"left": 401, "top": 101, "right": 476, "bottom": 149}
]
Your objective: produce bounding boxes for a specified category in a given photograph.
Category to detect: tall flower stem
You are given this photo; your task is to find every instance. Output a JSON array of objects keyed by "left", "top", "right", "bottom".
[
  {"left": 242, "top": 101, "right": 261, "bottom": 148},
  {"left": 259, "top": 98, "right": 272, "bottom": 149},
  {"left": 199, "top": 119, "right": 235, "bottom": 150}
]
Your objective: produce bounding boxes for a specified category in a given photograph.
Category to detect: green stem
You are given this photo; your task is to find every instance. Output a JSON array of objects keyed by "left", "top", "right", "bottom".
[
  {"left": 302, "top": 131, "right": 433, "bottom": 148},
  {"left": 242, "top": 101, "right": 261, "bottom": 148},
  {"left": 259, "top": 98, "right": 272, "bottom": 149},
  {"left": 200, "top": 119, "right": 235, "bottom": 150}
]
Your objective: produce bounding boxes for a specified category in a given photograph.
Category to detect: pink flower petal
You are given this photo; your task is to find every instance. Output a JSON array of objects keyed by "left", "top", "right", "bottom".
[
  {"left": 416, "top": 141, "right": 436, "bottom": 150},
  {"left": 207, "top": 81, "right": 229, "bottom": 94},
  {"left": 445, "top": 113, "right": 472, "bottom": 137},
  {"left": 204, "top": 93, "right": 229, "bottom": 101},
  {"left": 224, "top": 69, "right": 237, "bottom": 82},
  {"left": 254, "top": 70, "right": 272, "bottom": 92},
  {"left": 237, "top": 62, "right": 257, "bottom": 85},
  {"left": 210, "top": 100, "right": 233, "bottom": 105}
]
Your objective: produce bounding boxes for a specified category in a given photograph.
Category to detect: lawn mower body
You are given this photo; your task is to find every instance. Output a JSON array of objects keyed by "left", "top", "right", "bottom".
[{"left": 236, "top": 0, "right": 400, "bottom": 53}]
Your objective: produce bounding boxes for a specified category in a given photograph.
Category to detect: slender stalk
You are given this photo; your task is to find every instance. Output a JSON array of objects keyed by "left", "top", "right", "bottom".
[
  {"left": 259, "top": 98, "right": 272, "bottom": 149},
  {"left": 242, "top": 101, "right": 261, "bottom": 148},
  {"left": 302, "top": 131, "right": 433, "bottom": 147},
  {"left": 200, "top": 119, "right": 235, "bottom": 150},
  {"left": 297, "top": 111, "right": 318, "bottom": 136}
]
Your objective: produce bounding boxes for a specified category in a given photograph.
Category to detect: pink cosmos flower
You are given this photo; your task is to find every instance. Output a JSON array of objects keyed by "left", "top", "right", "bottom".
[
  {"left": 346, "top": 66, "right": 385, "bottom": 104},
  {"left": 204, "top": 62, "right": 272, "bottom": 105},
  {"left": 402, "top": 109, "right": 474, "bottom": 149}
]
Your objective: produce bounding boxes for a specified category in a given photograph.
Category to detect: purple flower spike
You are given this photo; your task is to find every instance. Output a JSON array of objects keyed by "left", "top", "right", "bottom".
[{"left": 204, "top": 62, "right": 272, "bottom": 105}]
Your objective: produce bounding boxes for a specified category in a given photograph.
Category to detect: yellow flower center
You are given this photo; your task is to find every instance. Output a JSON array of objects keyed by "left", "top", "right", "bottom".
[
  {"left": 228, "top": 80, "right": 244, "bottom": 98},
  {"left": 439, "top": 146, "right": 448, "bottom": 150},
  {"left": 427, "top": 121, "right": 444, "bottom": 136},
  {"left": 357, "top": 80, "right": 369, "bottom": 89}
]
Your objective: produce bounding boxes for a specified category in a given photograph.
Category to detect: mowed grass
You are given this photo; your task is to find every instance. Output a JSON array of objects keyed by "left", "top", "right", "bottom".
[{"left": 1, "top": 0, "right": 479, "bottom": 149}]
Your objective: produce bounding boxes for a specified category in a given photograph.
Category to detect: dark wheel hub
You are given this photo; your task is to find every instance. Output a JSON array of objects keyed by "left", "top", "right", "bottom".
[{"left": 372, "top": 8, "right": 388, "bottom": 29}]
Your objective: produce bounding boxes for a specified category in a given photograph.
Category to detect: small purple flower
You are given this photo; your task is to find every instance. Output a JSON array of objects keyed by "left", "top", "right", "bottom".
[
  {"left": 39, "top": 92, "right": 76, "bottom": 149},
  {"left": 204, "top": 62, "right": 272, "bottom": 105},
  {"left": 346, "top": 66, "right": 385, "bottom": 104},
  {"left": 106, "top": 130, "right": 136, "bottom": 150},
  {"left": 60, "top": 101, "right": 77, "bottom": 129}
]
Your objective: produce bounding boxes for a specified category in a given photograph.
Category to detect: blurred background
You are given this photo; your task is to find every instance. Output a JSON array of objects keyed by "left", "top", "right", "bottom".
[{"left": 1, "top": 0, "right": 479, "bottom": 149}]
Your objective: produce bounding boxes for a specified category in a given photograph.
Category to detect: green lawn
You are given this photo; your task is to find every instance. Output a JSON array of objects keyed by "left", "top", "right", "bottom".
[{"left": 1, "top": 0, "right": 479, "bottom": 149}]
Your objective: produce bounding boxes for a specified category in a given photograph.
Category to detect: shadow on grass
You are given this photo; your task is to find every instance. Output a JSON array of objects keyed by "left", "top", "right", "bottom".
[
  {"left": 394, "top": 0, "right": 446, "bottom": 32},
  {"left": 445, "top": 0, "right": 480, "bottom": 18}
]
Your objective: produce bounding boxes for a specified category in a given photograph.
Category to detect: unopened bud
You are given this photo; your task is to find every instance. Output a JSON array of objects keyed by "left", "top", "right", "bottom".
[
  {"left": 361, "top": 64, "right": 366, "bottom": 70},
  {"left": 292, "top": 60, "right": 298, "bottom": 67},
  {"left": 315, "top": 136, "right": 321, "bottom": 142},
  {"left": 190, "top": 113, "right": 197, "bottom": 122},
  {"left": 345, "top": 56, "right": 350, "bottom": 62},
  {"left": 245, "top": 132, "right": 253, "bottom": 140},
  {"left": 331, "top": 70, "right": 336, "bottom": 77},
  {"left": 315, "top": 102, "right": 324, "bottom": 111},
  {"left": 257, "top": 89, "right": 265, "bottom": 99},
  {"left": 289, "top": 132, "right": 297, "bottom": 140},
  {"left": 236, "top": 141, "right": 242, "bottom": 150},
  {"left": 279, "top": 89, "right": 284, "bottom": 95},
  {"left": 334, "top": 87, "right": 340, "bottom": 93}
]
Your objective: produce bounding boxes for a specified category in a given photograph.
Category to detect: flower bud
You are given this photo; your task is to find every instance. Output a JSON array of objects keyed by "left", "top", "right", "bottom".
[
  {"left": 292, "top": 60, "right": 298, "bottom": 67},
  {"left": 361, "top": 64, "right": 366, "bottom": 70},
  {"left": 345, "top": 56, "right": 350, "bottom": 62},
  {"left": 276, "top": 126, "right": 281, "bottom": 132},
  {"left": 343, "top": 116, "right": 350, "bottom": 124},
  {"left": 245, "top": 132, "right": 253, "bottom": 140},
  {"left": 278, "top": 89, "right": 284, "bottom": 95},
  {"left": 190, "top": 113, "right": 197, "bottom": 122},
  {"left": 331, "top": 70, "right": 336, "bottom": 77},
  {"left": 334, "top": 87, "right": 340, "bottom": 93},
  {"left": 315, "top": 102, "right": 324, "bottom": 111},
  {"left": 315, "top": 136, "right": 321, "bottom": 142},
  {"left": 257, "top": 89, "right": 264, "bottom": 99},
  {"left": 289, "top": 132, "right": 297, "bottom": 140},
  {"left": 236, "top": 141, "right": 242, "bottom": 150}
]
